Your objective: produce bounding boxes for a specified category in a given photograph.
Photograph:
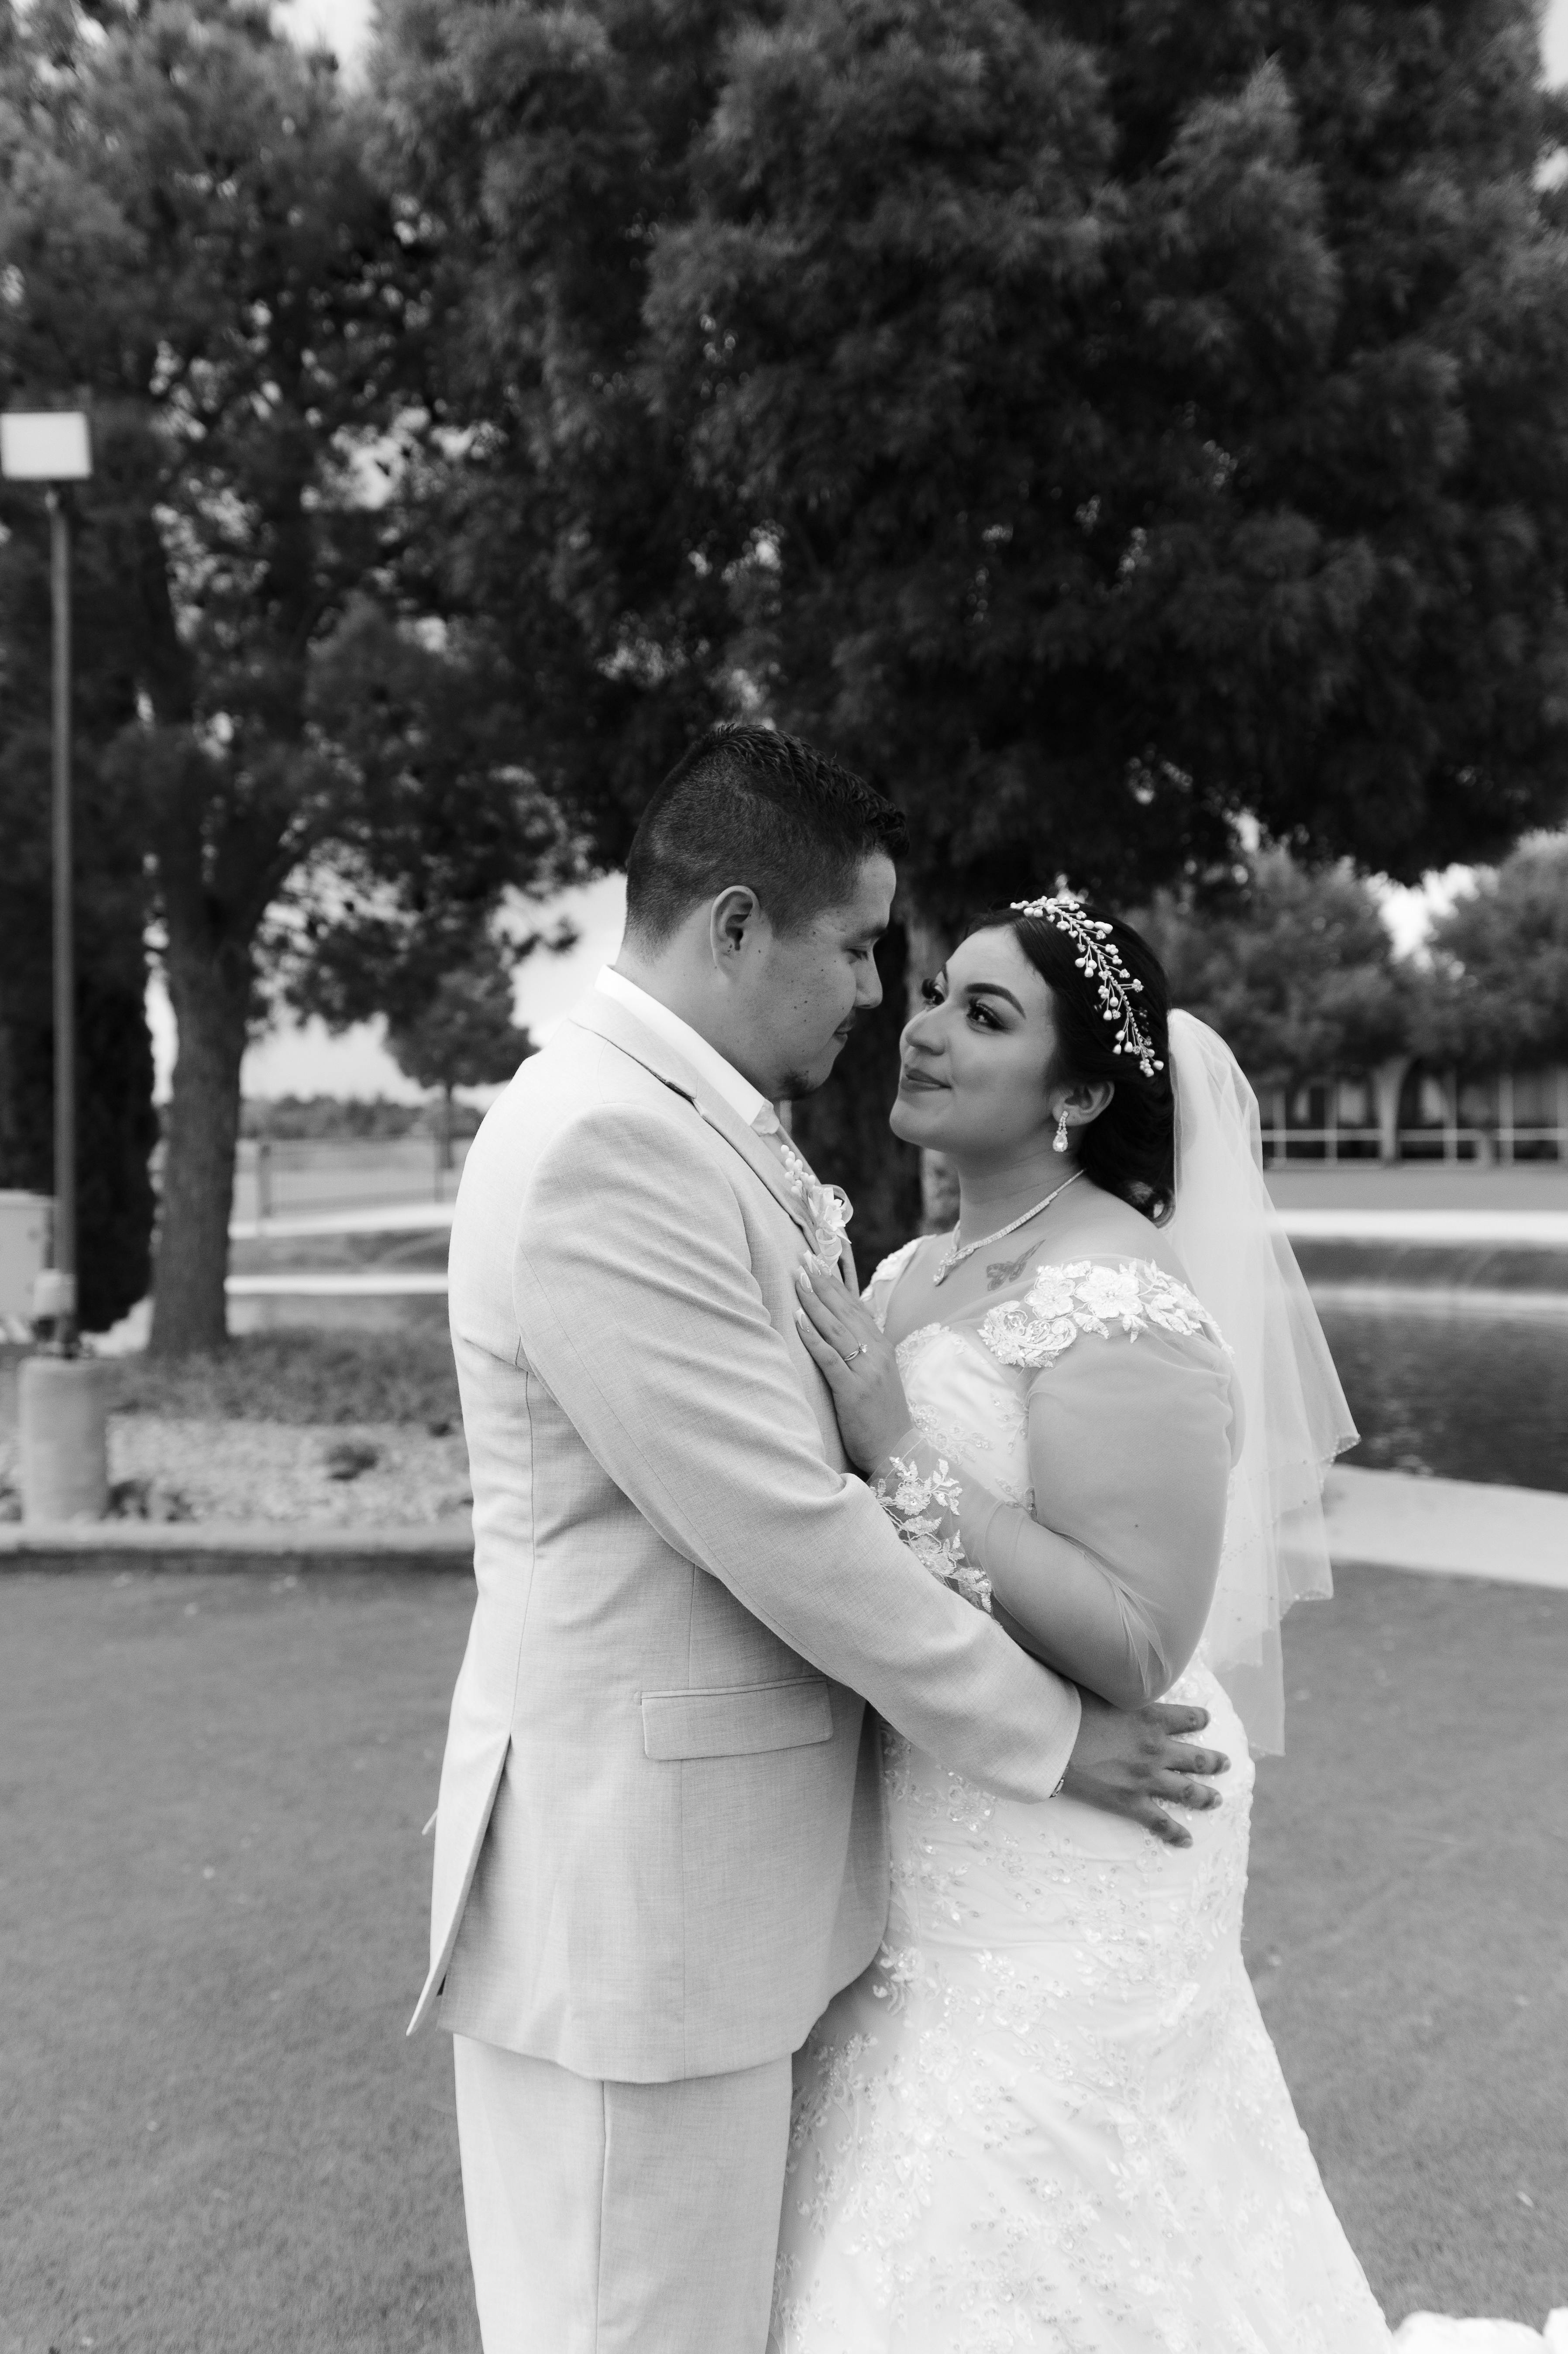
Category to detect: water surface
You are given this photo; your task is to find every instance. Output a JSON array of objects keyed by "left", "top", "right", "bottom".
[{"left": 1315, "top": 1294, "right": 1568, "bottom": 1494}]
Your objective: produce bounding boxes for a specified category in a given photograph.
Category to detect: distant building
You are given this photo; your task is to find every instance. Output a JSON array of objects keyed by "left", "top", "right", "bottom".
[{"left": 1258, "top": 1061, "right": 1568, "bottom": 1164}]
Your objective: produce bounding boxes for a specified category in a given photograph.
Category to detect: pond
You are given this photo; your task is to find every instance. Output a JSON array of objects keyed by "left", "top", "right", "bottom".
[{"left": 1314, "top": 1290, "right": 1568, "bottom": 1495}]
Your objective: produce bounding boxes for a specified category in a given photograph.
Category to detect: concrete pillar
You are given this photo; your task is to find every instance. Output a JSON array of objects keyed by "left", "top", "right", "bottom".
[{"left": 18, "top": 1353, "right": 110, "bottom": 1521}]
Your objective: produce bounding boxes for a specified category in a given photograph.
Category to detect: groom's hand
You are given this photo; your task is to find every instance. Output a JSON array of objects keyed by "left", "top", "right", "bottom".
[{"left": 1059, "top": 1692, "right": 1228, "bottom": 1848}]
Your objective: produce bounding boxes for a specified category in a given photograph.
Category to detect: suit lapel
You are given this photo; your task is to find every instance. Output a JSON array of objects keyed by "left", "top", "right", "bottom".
[{"left": 565, "top": 997, "right": 818, "bottom": 1247}]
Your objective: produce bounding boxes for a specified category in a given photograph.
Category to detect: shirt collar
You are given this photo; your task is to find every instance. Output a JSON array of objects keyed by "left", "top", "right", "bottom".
[{"left": 594, "top": 967, "right": 769, "bottom": 1128}]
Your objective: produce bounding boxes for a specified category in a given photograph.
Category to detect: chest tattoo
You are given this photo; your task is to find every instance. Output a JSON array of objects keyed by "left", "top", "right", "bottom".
[{"left": 985, "top": 1246, "right": 1036, "bottom": 1292}]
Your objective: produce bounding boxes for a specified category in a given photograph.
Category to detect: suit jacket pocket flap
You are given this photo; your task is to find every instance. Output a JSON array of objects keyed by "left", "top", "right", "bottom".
[{"left": 641, "top": 1678, "right": 833, "bottom": 1762}]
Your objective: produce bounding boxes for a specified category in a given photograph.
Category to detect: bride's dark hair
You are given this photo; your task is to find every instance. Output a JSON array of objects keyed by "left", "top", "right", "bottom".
[{"left": 964, "top": 902, "right": 1177, "bottom": 1225}]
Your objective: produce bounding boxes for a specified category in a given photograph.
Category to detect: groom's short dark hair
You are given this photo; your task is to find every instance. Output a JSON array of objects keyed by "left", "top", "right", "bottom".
[{"left": 623, "top": 723, "right": 907, "bottom": 945}]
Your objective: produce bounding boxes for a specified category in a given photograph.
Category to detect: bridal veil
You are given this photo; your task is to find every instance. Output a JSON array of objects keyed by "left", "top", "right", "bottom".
[{"left": 1163, "top": 1009, "right": 1358, "bottom": 1752}]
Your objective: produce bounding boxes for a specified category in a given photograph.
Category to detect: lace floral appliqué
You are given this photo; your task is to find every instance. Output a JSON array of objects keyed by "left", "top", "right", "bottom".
[
  {"left": 873, "top": 1453, "right": 992, "bottom": 1612},
  {"left": 980, "top": 1256, "right": 1221, "bottom": 1372}
]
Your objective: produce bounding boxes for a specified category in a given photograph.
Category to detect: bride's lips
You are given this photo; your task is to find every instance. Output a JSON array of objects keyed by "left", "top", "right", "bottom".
[{"left": 899, "top": 1066, "right": 948, "bottom": 1091}]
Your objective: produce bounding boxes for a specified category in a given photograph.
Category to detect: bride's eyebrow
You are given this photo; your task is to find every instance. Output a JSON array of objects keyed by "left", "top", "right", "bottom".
[{"left": 963, "top": 981, "right": 1026, "bottom": 1015}]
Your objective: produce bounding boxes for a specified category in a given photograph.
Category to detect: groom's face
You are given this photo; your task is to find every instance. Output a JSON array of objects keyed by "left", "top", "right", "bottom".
[{"left": 745, "top": 852, "right": 897, "bottom": 1099}]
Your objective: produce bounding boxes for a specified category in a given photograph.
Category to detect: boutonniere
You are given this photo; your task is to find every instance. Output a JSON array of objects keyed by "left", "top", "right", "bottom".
[{"left": 777, "top": 1138, "right": 854, "bottom": 1269}]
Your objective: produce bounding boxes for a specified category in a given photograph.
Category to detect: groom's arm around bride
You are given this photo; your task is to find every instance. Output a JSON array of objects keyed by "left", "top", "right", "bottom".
[{"left": 414, "top": 723, "right": 1225, "bottom": 2354}]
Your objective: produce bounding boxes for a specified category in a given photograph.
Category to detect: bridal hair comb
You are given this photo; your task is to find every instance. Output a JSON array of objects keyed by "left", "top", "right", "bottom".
[{"left": 1010, "top": 895, "right": 1165, "bottom": 1078}]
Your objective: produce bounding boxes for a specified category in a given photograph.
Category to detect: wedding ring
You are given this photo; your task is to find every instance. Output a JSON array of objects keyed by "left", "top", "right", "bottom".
[{"left": 845, "top": 1342, "right": 868, "bottom": 1362}]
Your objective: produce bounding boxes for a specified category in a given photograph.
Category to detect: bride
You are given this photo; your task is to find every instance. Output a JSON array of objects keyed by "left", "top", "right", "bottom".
[{"left": 776, "top": 895, "right": 1542, "bottom": 2354}]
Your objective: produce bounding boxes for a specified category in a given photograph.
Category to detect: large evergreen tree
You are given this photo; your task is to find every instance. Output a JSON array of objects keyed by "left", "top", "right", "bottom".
[
  {"left": 378, "top": 0, "right": 1568, "bottom": 1219},
  {"left": 378, "top": 0, "right": 1568, "bottom": 898},
  {"left": 648, "top": 0, "right": 1568, "bottom": 916}
]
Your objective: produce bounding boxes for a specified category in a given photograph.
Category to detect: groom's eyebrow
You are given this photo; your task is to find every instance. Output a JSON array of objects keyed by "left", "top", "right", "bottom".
[{"left": 965, "top": 981, "right": 1026, "bottom": 1015}]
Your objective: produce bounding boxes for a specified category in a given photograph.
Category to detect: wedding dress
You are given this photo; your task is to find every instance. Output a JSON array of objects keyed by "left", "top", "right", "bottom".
[{"left": 769, "top": 1239, "right": 1558, "bottom": 2353}]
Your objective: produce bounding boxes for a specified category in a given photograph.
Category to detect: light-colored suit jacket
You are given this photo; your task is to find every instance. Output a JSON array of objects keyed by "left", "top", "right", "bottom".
[{"left": 409, "top": 991, "right": 1081, "bottom": 2080}]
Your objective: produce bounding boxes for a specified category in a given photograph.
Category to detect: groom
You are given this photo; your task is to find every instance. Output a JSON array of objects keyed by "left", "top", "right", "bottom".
[{"left": 411, "top": 722, "right": 1226, "bottom": 2352}]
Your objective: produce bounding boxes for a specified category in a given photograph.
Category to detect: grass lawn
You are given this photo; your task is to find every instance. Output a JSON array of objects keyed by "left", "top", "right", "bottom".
[
  {"left": 1265, "top": 1163, "right": 1568, "bottom": 1212},
  {"left": 1, "top": 1563, "right": 1564, "bottom": 2352}
]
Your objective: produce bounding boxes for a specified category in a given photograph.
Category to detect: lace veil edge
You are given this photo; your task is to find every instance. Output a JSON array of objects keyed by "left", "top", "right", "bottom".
[{"left": 1165, "top": 1011, "right": 1357, "bottom": 1755}]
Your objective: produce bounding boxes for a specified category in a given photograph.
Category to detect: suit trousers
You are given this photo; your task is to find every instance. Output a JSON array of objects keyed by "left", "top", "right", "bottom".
[{"left": 452, "top": 2033, "right": 793, "bottom": 2354}]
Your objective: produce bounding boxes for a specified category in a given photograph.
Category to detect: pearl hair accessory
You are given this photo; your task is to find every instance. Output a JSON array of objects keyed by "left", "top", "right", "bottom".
[{"left": 1011, "top": 894, "right": 1165, "bottom": 1079}]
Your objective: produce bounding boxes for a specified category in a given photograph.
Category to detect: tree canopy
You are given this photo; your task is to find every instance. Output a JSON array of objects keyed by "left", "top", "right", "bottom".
[
  {"left": 7, "top": 0, "right": 1568, "bottom": 1348},
  {"left": 0, "top": 0, "right": 561, "bottom": 1346},
  {"left": 1136, "top": 849, "right": 1409, "bottom": 1089},
  {"left": 381, "top": 0, "right": 1568, "bottom": 919},
  {"left": 385, "top": 935, "right": 533, "bottom": 1099},
  {"left": 1417, "top": 834, "right": 1568, "bottom": 1068}
]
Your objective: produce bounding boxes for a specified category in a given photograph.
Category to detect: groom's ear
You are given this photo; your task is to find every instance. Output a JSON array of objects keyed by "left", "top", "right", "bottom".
[{"left": 709, "top": 884, "right": 764, "bottom": 965}]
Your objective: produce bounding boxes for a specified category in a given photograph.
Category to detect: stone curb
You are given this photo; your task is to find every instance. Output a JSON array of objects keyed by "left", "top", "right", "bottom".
[{"left": 2, "top": 1470, "right": 1565, "bottom": 1592}]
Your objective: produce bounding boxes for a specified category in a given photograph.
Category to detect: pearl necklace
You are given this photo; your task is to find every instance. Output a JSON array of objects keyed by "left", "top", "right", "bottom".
[{"left": 931, "top": 1170, "right": 1085, "bottom": 1285}]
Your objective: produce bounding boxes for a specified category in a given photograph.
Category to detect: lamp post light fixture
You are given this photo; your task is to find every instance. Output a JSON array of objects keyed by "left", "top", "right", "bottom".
[{"left": 2, "top": 410, "right": 112, "bottom": 1522}]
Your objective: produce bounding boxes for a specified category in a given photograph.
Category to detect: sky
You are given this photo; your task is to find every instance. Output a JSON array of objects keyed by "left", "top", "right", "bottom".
[
  {"left": 280, "top": 1, "right": 1568, "bottom": 96},
  {"left": 191, "top": 2, "right": 1563, "bottom": 1103}
]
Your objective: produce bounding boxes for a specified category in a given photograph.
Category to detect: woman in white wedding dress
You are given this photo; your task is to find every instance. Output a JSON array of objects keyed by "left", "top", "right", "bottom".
[{"left": 775, "top": 897, "right": 1547, "bottom": 2354}]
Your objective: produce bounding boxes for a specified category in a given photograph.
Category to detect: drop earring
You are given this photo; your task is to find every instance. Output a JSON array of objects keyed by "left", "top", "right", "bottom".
[{"left": 1052, "top": 1108, "right": 1071, "bottom": 1155}]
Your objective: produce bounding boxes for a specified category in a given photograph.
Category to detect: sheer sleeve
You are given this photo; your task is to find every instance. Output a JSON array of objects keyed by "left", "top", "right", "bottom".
[{"left": 872, "top": 1260, "right": 1238, "bottom": 1710}]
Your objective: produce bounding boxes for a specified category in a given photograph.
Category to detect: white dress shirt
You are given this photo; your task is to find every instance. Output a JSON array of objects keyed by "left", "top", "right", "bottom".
[{"left": 595, "top": 966, "right": 769, "bottom": 1128}]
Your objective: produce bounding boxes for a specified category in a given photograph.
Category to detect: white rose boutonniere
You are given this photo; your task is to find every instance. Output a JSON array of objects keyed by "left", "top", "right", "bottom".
[{"left": 777, "top": 1138, "right": 853, "bottom": 1271}]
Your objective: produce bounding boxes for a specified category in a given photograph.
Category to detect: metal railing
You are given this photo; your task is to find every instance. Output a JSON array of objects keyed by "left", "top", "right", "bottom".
[{"left": 1260, "top": 1125, "right": 1567, "bottom": 1166}]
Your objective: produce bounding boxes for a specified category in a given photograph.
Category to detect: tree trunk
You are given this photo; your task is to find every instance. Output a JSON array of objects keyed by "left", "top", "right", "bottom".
[
  {"left": 148, "top": 934, "right": 251, "bottom": 1356},
  {"left": 1372, "top": 1055, "right": 1411, "bottom": 1166}
]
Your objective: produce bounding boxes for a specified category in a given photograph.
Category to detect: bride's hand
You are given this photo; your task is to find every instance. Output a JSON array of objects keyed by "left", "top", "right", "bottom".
[{"left": 793, "top": 1258, "right": 915, "bottom": 1476}]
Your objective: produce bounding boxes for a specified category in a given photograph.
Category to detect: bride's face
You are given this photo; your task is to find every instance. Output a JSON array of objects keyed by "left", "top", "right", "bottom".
[{"left": 892, "top": 926, "right": 1069, "bottom": 1158}]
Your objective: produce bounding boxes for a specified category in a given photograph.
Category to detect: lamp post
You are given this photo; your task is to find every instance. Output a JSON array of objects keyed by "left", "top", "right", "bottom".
[{"left": 1, "top": 410, "right": 110, "bottom": 1521}]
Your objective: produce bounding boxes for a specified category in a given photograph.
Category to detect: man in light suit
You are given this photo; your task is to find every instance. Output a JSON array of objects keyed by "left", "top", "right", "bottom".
[{"left": 412, "top": 724, "right": 1226, "bottom": 2351}]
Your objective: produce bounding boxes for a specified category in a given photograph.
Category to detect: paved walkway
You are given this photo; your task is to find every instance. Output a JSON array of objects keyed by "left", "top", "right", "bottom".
[
  {"left": 229, "top": 1201, "right": 455, "bottom": 1240},
  {"left": 1325, "top": 1467, "right": 1568, "bottom": 1590},
  {"left": 1281, "top": 1207, "right": 1568, "bottom": 1247},
  {"left": 1266, "top": 1168, "right": 1568, "bottom": 1212},
  {"left": 229, "top": 1269, "right": 448, "bottom": 1297},
  {"left": 226, "top": 1184, "right": 1568, "bottom": 1258}
]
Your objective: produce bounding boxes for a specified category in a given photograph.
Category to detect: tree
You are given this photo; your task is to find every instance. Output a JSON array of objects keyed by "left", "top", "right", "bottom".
[
  {"left": 647, "top": 0, "right": 1568, "bottom": 917},
  {"left": 0, "top": 406, "right": 158, "bottom": 1332},
  {"left": 1136, "top": 849, "right": 1408, "bottom": 1091},
  {"left": 376, "top": 0, "right": 1568, "bottom": 1225},
  {"left": 381, "top": 0, "right": 1568, "bottom": 902},
  {"left": 0, "top": 1, "right": 554, "bottom": 1352},
  {"left": 385, "top": 935, "right": 533, "bottom": 1161},
  {"left": 0, "top": 729, "right": 156, "bottom": 1333},
  {"left": 1416, "top": 834, "right": 1568, "bottom": 1069},
  {"left": 371, "top": 0, "right": 744, "bottom": 869}
]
